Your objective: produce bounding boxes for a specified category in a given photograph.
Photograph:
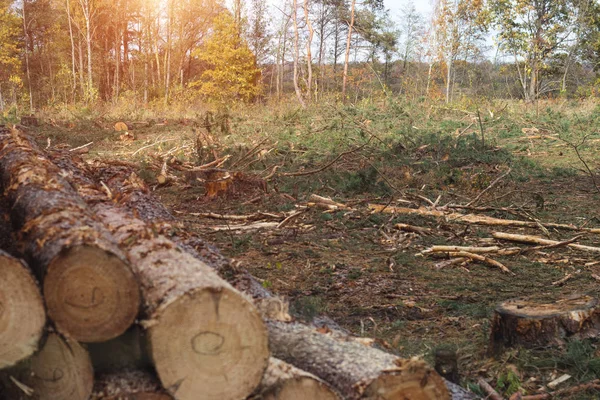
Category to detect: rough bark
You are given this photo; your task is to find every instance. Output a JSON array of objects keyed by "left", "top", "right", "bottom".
[
  {"left": 48, "top": 153, "right": 269, "bottom": 400},
  {"left": 252, "top": 357, "right": 340, "bottom": 400},
  {"left": 0, "top": 250, "right": 45, "bottom": 369},
  {"left": 91, "top": 370, "right": 172, "bottom": 400},
  {"left": 0, "top": 127, "right": 139, "bottom": 342},
  {"left": 267, "top": 321, "right": 449, "bottom": 399},
  {"left": 0, "top": 196, "right": 17, "bottom": 255},
  {"left": 490, "top": 296, "right": 600, "bottom": 353},
  {"left": 0, "top": 332, "right": 93, "bottom": 400}
]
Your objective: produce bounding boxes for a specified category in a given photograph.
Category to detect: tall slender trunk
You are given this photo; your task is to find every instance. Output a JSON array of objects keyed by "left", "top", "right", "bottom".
[
  {"left": 78, "top": 37, "right": 85, "bottom": 97},
  {"left": 292, "top": 0, "right": 305, "bottom": 108},
  {"left": 303, "top": 0, "right": 313, "bottom": 101},
  {"left": 341, "top": 0, "right": 356, "bottom": 102},
  {"left": 65, "top": 0, "right": 77, "bottom": 101},
  {"left": 164, "top": 0, "right": 173, "bottom": 105},
  {"left": 22, "top": 0, "right": 34, "bottom": 112}
]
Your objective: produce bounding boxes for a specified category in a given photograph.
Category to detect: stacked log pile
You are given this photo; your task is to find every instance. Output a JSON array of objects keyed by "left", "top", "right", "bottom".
[{"left": 0, "top": 125, "right": 475, "bottom": 400}]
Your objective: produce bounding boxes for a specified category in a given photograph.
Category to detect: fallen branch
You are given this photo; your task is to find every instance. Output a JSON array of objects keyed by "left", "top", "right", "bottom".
[
  {"left": 368, "top": 204, "right": 600, "bottom": 233},
  {"left": 395, "top": 223, "right": 433, "bottom": 235},
  {"left": 477, "top": 378, "right": 503, "bottom": 400},
  {"left": 521, "top": 379, "right": 600, "bottom": 400},
  {"left": 448, "top": 251, "right": 514, "bottom": 275},
  {"left": 425, "top": 246, "right": 501, "bottom": 254},
  {"left": 467, "top": 168, "right": 512, "bottom": 207},
  {"left": 552, "top": 273, "right": 574, "bottom": 287},
  {"left": 492, "top": 232, "right": 600, "bottom": 253},
  {"left": 211, "top": 222, "right": 280, "bottom": 232}
]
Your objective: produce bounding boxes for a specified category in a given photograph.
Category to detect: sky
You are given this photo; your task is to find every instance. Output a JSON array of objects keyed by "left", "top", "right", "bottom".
[{"left": 385, "top": 0, "right": 433, "bottom": 20}]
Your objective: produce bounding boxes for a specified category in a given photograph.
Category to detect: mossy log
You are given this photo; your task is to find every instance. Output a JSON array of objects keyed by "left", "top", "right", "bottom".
[
  {"left": 91, "top": 369, "right": 172, "bottom": 400},
  {"left": 0, "top": 332, "right": 93, "bottom": 400},
  {"left": 490, "top": 296, "right": 600, "bottom": 352},
  {"left": 267, "top": 321, "right": 449, "bottom": 400},
  {"left": 252, "top": 358, "right": 340, "bottom": 400},
  {"left": 0, "top": 250, "right": 45, "bottom": 369},
  {"left": 0, "top": 127, "right": 139, "bottom": 342}
]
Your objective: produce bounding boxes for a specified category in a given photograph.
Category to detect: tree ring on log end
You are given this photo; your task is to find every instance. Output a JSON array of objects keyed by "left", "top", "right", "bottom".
[
  {"left": 362, "top": 362, "right": 450, "bottom": 400},
  {"left": 264, "top": 377, "right": 340, "bottom": 400},
  {"left": 0, "top": 252, "right": 46, "bottom": 369},
  {"left": 491, "top": 296, "right": 600, "bottom": 352},
  {"left": 2, "top": 332, "right": 94, "bottom": 400},
  {"left": 149, "top": 287, "right": 269, "bottom": 400},
  {"left": 44, "top": 245, "right": 140, "bottom": 342}
]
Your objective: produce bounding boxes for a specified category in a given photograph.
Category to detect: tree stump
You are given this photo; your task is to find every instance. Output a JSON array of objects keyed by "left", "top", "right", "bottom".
[
  {"left": 490, "top": 296, "right": 600, "bottom": 352},
  {"left": 0, "top": 251, "right": 46, "bottom": 369},
  {"left": 0, "top": 332, "right": 94, "bottom": 400}
]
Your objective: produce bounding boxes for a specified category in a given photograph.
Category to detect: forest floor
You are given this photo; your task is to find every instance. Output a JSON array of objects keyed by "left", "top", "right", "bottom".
[{"left": 26, "top": 98, "right": 600, "bottom": 398}]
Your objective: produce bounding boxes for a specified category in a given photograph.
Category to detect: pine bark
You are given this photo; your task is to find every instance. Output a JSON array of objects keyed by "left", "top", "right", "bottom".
[
  {"left": 0, "top": 250, "right": 45, "bottom": 369},
  {"left": 0, "top": 127, "right": 139, "bottom": 342},
  {"left": 252, "top": 357, "right": 340, "bottom": 400},
  {"left": 0, "top": 332, "right": 94, "bottom": 400}
]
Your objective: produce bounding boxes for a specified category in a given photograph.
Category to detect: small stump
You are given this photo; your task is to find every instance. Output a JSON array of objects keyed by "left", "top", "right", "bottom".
[{"left": 490, "top": 296, "right": 600, "bottom": 353}]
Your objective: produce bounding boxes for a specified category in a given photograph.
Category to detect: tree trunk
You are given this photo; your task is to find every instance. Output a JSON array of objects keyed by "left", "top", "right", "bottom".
[
  {"left": 292, "top": 0, "right": 306, "bottom": 108},
  {"left": 268, "top": 321, "right": 449, "bottom": 399},
  {"left": 92, "top": 370, "right": 172, "bottom": 400},
  {"left": 341, "top": 0, "right": 356, "bottom": 102},
  {"left": 0, "top": 250, "right": 45, "bottom": 369},
  {"left": 0, "top": 332, "right": 93, "bottom": 400},
  {"left": 22, "top": 0, "right": 34, "bottom": 112},
  {"left": 304, "top": 0, "right": 313, "bottom": 101},
  {"left": 65, "top": 0, "right": 77, "bottom": 101},
  {"left": 48, "top": 153, "right": 270, "bottom": 400},
  {"left": 252, "top": 358, "right": 341, "bottom": 400},
  {"left": 0, "top": 127, "right": 140, "bottom": 342},
  {"left": 490, "top": 296, "right": 600, "bottom": 353}
]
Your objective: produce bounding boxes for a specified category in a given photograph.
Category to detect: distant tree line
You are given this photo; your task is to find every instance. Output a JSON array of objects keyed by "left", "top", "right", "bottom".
[{"left": 0, "top": 0, "right": 600, "bottom": 112}]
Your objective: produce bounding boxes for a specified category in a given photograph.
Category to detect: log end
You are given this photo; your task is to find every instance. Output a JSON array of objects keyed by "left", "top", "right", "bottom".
[
  {"left": 1, "top": 332, "right": 94, "bottom": 400},
  {"left": 264, "top": 377, "right": 340, "bottom": 400},
  {"left": 44, "top": 245, "right": 140, "bottom": 342},
  {"left": 490, "top": 296, "right": 600, "bottom": 352},
  {"left": 0, "top": 251, "right": 46, "bottom": 369},
  {"left": 362, "top": 359, "right": 450, "bottom": 400},
  {"left": 149, "top": 287, "right": 269, "bottom": 400}
]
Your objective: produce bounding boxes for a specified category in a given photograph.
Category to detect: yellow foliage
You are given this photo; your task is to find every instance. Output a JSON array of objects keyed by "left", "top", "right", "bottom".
[{"left": 191, "top": 12, "right": 261, "bottom": 103}]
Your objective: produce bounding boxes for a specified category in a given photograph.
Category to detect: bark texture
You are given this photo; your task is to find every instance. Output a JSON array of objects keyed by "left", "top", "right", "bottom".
[
  {"left": 0, "top": 332, "right": 93, "bottom": 400},
  {"left": 0, "top": 250, "right": 45, "bottom": 369},
  {"left": 91, "top": 370, "right": 172, "bottom": 400},
  {"left": 267, "top": 321, "right": 449, "bottom": 399},
  {"left": 47, "top": 153, "right": 269, "bottom": 400},
  {"left": 252, "top": 357, "right": 340, "bottom": 400},
  {"left": 0, "top": 127, "right": 139, "bottom": 342},
  {"left": 490, "top": 296, "right": 600, "bottom": 352}
]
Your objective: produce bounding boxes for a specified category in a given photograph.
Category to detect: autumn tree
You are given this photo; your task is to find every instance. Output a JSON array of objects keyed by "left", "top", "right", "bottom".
[
  {"left": 493, "top": 0, "right": 570, "bottom": 101},
  {"left": 0, "top": 0, "right": 21, "bottom": 110},
  {"left": 191, "top": 11, "right": 261, "bottom": 103}
]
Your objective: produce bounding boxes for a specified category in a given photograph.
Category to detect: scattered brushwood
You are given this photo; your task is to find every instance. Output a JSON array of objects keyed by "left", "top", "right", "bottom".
[
  {"left": 0, "top": 250, "right": 46, "bottom": 369},
  {"left": 0, "top": 332, "right": 94, "bottom": 400},
  {"left": 490, "top": 296, "right": 600, "bottom": 353},
  {"left": 0, "top": 126, "right": 140, "bottom": 343}
]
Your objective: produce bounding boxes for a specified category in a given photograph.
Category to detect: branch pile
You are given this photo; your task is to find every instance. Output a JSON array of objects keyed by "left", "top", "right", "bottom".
[{"left": 0, "top": 126, "right": 478, "bottom": 399}]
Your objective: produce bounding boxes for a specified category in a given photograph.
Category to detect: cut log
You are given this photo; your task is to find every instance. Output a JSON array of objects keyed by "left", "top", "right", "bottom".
[
  {"left": 252, "top": 358, "right": 341, "bottom": 400},
  {"left": 91, "top": 370, "right": 172, "bottom": 400},
  {"left": 490, "top": 296, "right": 600, "bottom": 353},
  {"left": 0, "top": 127, "right": 139, "bottom": 342},
  {"left": 267, "top": 321, "right": 449, "bottom": 400},
  {"left": 0, "top": 332, "right": 93, "bottom": 400},
  {"left": 0, "top": 250, "right": 45, "bottom": 369},
  {"left": 58, "top": 156, "right": 477, "bottom": 400},
  {"left": 47, "top": 154, "right": 269, "bottom": 400}
]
